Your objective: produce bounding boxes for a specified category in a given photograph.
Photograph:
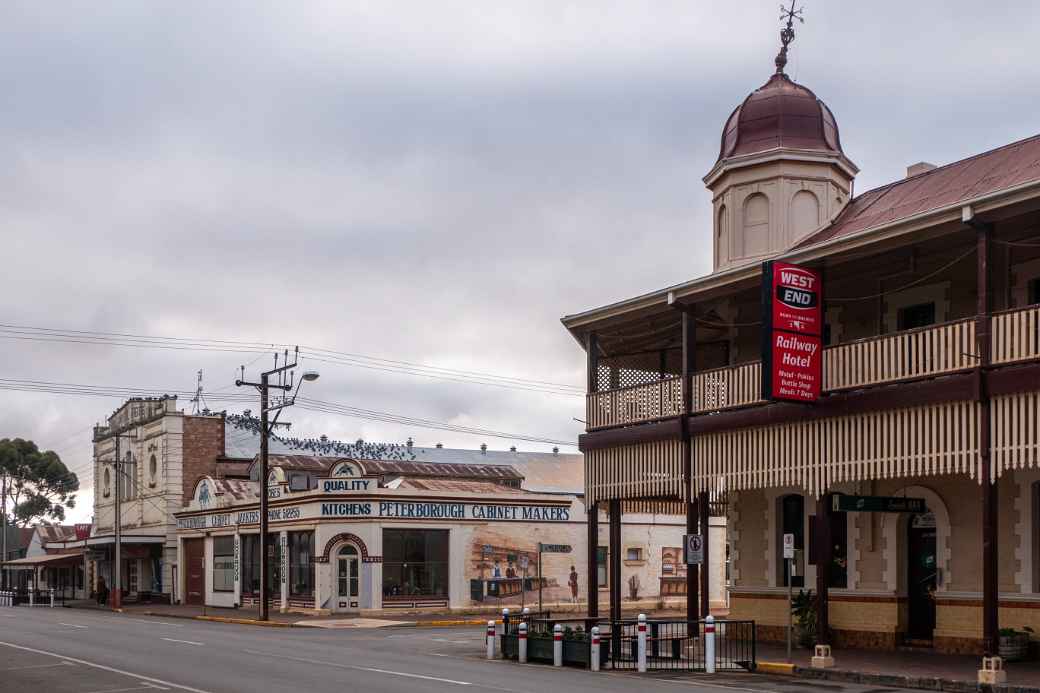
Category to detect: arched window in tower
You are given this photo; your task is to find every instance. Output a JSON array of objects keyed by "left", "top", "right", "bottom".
[
  {"left": 716, "top": 205, "right": 728, "bottom": 268},
  {"left": 790, "top": 189, "right": 821, "bottom": 242},
  {"left": 743, "top": 193, "right": 770, "bottom": 256}
]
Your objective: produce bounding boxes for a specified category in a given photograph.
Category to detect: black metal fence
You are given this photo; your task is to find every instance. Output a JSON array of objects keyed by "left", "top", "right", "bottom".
[
  {"left": 605, "top": 619, "right": 756, "bottom": 672},
  {"left": 9, "top": 589, "right": 67, "bottom": 606},
  {"left": 502, "top": 609, "right": 551, "bottom": 634}
]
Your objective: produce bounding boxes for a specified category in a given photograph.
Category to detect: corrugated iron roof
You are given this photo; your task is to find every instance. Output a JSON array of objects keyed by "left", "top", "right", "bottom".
[
  {"left": 211, "top": 478, "right": 259, "bottom": 502},
  {"left": 392, "top": 478, "right": 531, "bottom": 495},
  {"left": 801, "top": 133, "right": 1040, "bottom": 247}
]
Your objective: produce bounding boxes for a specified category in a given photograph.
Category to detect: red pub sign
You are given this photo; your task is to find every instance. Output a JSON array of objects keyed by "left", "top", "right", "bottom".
[{"left": 761, "top": 260, "right": 823, "bottom": 403}]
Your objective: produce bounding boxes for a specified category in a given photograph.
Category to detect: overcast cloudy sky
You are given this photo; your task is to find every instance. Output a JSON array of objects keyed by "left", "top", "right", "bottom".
[{"left": 2, "top": 1, "right": 1038, "bottom": 523}]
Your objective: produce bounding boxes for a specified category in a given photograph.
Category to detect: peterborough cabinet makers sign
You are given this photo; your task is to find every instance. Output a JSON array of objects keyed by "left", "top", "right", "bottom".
[{"left": 761, "top": 260, "right": 823, "bottom": 403}]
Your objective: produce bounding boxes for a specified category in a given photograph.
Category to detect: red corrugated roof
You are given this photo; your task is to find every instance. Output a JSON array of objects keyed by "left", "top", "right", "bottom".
[{"left": 800, "top": 133, "right": 1040, "bottom": 247}]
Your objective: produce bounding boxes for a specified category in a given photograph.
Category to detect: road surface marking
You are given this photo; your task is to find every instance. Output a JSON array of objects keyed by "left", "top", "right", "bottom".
[
  {"left": 0, "top": 641, "right": 215, "bottom": 693},
  {"left": 122, "top": 618, "right": 184, "bottom": 628},
  {"left": 243, "top": 648, "right": 473, "bottom": 686},
  {"left": 160, "top": 638, "right": 204, "bottom": 646},
  {"left": 58, "top": 623, "right": 88, "bottom": 628},
  {"left": 0, "top": 660, "right": 75, "bottom": 671},
  {"left": 80, "top": 685, "right": 169, "bottom": 693}
]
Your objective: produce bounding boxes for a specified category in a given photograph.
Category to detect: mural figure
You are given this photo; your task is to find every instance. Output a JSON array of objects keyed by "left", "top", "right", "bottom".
[
  {"left": 198, "top": 480, "right": 211, "bottom": 509},
  {"left": 568, "top": 566, "right": 579, "bottom": 603}
]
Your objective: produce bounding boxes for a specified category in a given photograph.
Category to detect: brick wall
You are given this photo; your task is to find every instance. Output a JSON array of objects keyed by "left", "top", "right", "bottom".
[{"left": 182, "top": 416, "right": 225, "bottom": 505}]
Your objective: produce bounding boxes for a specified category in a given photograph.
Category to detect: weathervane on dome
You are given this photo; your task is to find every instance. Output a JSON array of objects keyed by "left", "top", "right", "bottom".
[{"left": 775, "top": 0, "right": 805, "bottom": 75}]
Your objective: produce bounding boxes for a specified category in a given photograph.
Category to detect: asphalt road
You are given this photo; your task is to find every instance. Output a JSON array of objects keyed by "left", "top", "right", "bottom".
[{"left": 0, "top": 606, "right": 919, "bottom": 693}]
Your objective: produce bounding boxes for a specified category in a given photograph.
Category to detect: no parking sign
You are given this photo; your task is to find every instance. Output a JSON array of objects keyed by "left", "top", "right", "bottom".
[{"left": 683, "top": 534, "right": 703, "bottom": 565}]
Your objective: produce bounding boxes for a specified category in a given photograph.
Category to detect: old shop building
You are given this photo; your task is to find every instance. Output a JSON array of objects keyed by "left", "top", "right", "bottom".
[
  {"left": 173, "top": 453, "right": 721, "bottom": 614},
  {"left": 562, "top": 55, "right": 1040, "bottom": 653},
  {"left": 1, "top": 524, "right": 91, "bottom": 599}
]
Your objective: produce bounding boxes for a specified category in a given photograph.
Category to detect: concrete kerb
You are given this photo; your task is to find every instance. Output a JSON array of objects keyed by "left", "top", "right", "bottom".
[
  {"left": 790, "top": 664, "right": 1040, "bottom": 693},
  {"left": 136, "top": 611, "right": 298, "bottom": 628}
]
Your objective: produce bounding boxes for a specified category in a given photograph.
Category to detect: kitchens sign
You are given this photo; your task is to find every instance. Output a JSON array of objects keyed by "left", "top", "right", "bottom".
[{"left": 761, "top": 261, "right": 823, "bottom": 403}]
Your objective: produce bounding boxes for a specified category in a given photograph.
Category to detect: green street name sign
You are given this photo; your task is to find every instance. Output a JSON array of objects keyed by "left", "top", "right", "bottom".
[{"left": 832, "top": 495, "right": 926, "bottom": 513}]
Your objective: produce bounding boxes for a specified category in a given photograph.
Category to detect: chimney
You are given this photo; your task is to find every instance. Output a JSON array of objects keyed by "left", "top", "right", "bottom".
[
  {"left": 510, "top": 446, "right": 517, "bottom": 453},
  {"left": 435, "top": 442, "right": 443, "bottom": 449},
  {"left": 480, "top": 443, "right": 487, "bottom": 454},
  {"left": 906, "top": 161, "right": 937, "bottom": 178},
  {"left": 553, "top": 447, "right": 559, "bottom": 455}
]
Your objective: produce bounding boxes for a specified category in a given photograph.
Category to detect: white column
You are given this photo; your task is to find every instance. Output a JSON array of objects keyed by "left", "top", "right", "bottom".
[
  {"left": 279, "top": 531, "right": 288, "bottom": 613},
  {"left": 233, "top": 530, "right": 242, "bottom": 607}
]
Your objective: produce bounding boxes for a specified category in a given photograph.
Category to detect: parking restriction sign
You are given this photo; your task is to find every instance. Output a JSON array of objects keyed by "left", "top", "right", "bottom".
[{"left": 684, "top": 534, "right": 703, "bottom": 565}]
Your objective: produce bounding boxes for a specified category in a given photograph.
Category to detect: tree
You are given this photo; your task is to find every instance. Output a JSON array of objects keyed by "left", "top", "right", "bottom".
[{"left": 0, "top": 438, "right": 79, "bottom": 527}]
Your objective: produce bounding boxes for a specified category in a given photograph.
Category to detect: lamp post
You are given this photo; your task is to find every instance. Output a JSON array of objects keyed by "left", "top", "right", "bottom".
[{"left": 236, "top": 349, "right": 319, "bottom": 621}]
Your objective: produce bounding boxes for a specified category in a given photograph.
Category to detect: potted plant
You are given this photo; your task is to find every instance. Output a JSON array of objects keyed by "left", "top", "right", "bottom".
[
  {"left": 791, "top": 589, "right": 817, "bottom": 648},
  {"left": 999, "top": 626, "right": 1033, "bottom": 662}
]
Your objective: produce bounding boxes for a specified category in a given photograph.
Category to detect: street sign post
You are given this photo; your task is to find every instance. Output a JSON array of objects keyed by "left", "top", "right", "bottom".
[
  {"left": 784, "top": 533, "right": 795, "bottom": 662},
  {"left": 535, "top": 543, "right": 571, "bottom": 611},
  {"left": 683, "top": 534, "right": 704, "bottom": 565},
  {"left": 519, "top": 554, "right": 529, "bottom": 612}
]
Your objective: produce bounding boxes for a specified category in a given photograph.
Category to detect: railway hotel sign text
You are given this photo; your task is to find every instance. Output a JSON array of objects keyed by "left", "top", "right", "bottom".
[{"left": 761, "top": 260, "right": 824, "bottom": 403}]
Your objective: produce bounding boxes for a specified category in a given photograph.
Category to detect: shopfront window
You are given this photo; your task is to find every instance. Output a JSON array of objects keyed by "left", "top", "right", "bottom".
[
  {"left": 213, "top": 536, "right": 235, "bottom": 592},
  {"left": 288, "top": 531, "right": 314, "bottom": 597},
  {"left": 240, "top": 534, "right": 281, "bottom": 594},
  {"left": 382, "top": 529, "right": 448, "bottom": 599},
  {"left": 597, "top": 546, "right": 608, "bottom": 587}
]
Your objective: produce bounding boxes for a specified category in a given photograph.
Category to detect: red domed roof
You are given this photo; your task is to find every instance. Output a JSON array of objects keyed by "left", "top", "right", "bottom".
[{"left": 718, "top": 73, "right": 842, "bottom": 161}]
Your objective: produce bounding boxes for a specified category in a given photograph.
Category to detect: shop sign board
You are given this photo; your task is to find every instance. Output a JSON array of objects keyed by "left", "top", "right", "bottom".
[
  {"left": 177, "top": 500, "right": 572, "bottom": 529},
  {"left": 761, "top": 260, "right": 824, "bottom": 403},
  {"left": 683, "top": 534, "right": 703, "bottom": 565},
  {"left": 538, "top": 543, "right": 572, "bottom": 553},
  {"left": 832, "top": 495, "right": 927, "bottom": 513}
]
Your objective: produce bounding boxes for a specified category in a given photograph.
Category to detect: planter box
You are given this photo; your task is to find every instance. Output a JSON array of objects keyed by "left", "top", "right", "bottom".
[
  {"left": 999, "top": 633, "right": 1030, "bottom": 662},
  {"left": 561, "top": 639, "right": 610, "bottom": 668},
  {"left": 502, "top": 634, "right": 519, "bottom": 660},
  {"left": 527, "top": 636, "right": 555, "bottom": 662}
]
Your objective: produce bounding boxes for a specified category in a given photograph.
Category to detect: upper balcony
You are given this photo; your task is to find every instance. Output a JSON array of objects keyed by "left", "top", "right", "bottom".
[{"left": 586, "top": 303, "right": 1040, "bottom": 431}]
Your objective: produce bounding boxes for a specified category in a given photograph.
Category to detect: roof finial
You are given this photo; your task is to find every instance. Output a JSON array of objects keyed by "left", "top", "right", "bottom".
[{"left": 775, "top": 0, "right": 804, "bottom": 75}]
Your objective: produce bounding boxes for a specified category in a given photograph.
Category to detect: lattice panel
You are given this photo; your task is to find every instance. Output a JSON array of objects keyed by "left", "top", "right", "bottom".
[
  {"left": 994, "top": 391, "right": 1040, "bottom": 477},
  {"left": 595, "top": 349, "right": 681, "bottom": 393}
]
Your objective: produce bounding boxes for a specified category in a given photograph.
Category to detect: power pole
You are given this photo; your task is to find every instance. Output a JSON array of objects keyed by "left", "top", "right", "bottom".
[
  {"left": 236, "top": 348, "right": 319, "bottom": 621},
  {"left": 2, "top": 472, "right": 7, "bottom": 591},
  {"left": 114, "top": 434, "right": 122, "bottom": 611}
]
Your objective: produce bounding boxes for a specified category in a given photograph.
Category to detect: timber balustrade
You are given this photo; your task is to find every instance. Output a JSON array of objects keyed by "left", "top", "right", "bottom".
[
  {"left": 586, "top": 376, "right": 683, "bottom": 430},
  {"left": 587, "top": 305, "right": 1040, "bottom": 429}
]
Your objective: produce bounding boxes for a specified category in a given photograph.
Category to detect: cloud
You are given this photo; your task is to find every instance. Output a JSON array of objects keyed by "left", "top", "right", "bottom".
[{"left": 1, "top": 1, "right": 1038, "bottom": 523}]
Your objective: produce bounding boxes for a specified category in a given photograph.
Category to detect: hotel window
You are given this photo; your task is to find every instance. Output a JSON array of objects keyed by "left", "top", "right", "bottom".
[
  {"left": 597, "top": 547, "right": 608, "bottom": 587},
  {"left": 808, "top": 507, "right": 849, "bottom": 589},
  {"left": 288, "top": 531, "right": 314, "bottom": 597},
  {"left": 1029, "top": 278, "right": 1040, "bottom": 306},
  {"left": 382, "top": 529, "right": 448, "bottom": 599},
  {"left": 897, "top": 302, "right": 936, "bottom": 331},
  {"left": 625, "top": 547, "right": 644, "bottom": 563},
  {"left": 212, "top": 536, "right": 235, "bottom": 592}
]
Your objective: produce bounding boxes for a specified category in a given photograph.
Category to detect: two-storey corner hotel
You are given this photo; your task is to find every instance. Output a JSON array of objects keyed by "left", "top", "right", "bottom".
[
  {"left": 173, "top": 453, "right": 722, "bottom": 613},
  {"left": 562, "top": 51, "right": 1040, "bottom": 655}
]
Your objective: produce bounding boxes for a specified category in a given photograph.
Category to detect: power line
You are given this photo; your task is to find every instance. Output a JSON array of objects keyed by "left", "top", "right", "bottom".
[
  {"left": 0, "top": 322, "right": 584, "bottom": 396},
  {"left": 0, "top": 377, "right": 578, "bottom": 448}
]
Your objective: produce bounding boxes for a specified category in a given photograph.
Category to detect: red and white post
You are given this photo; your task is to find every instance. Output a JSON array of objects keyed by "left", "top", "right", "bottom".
[
  {"left": 590, "top": 626, "right": 601, "bottom": 672},
  {"left": 487, "top": 620, "right": 496, "bottom": 659},
  {"left": 518, "top": 622, "right": 528, "bottom": 663},
  {"left": 553, "top": 624, "right": 563, "bottom": 667},
  {"left": 704, "top": 614, "right": 716, "bottom": 674},
  {"left": 637, "top": 613, "right": 647, "bottom": 673}
]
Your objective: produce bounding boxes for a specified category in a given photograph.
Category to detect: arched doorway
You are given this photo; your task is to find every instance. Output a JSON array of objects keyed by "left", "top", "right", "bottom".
[{"left": 335, "top": 544, "right": 360, "bottom": 612}]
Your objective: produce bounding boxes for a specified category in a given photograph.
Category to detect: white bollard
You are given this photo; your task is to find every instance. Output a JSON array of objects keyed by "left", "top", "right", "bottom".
[
  {"left": 553, "top": 624, "right": 563, "bottom": 667},
  {"left": 487, "top": 620, "right": 496, "bottom": 659},
  {"left": 590, "top": 626, "right": 601, "bottom": 672},
  {"left": 522, "top": 606, "right": 530, "bottom": 618},
  {"left": 518, "top": 622, "right": 528, "bottom": 664},
  {"left": 637, "top": 613, "right": 647, "bottom": 673},
  {"left": 49, "top": 588, "right": 55, "bottom": 608},
  {"left": 704, "top": 615, "right": 716, "bottom": 674}
]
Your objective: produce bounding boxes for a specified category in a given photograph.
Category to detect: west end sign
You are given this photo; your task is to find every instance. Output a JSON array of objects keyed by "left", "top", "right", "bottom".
[
  {"left": 177, "top": 499, "right": 571, "bottom": 530},
  {"left": 761, "top": 260, "right": 824, "bottom": 403}
]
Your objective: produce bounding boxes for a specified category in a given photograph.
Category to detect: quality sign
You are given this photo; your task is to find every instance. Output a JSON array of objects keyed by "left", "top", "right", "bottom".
[{"left": 762, "top": 260, "right": 824, "bottom": 403}]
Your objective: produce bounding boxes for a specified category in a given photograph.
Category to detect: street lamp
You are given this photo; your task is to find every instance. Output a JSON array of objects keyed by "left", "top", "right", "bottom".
[{"left": 235, "top": 349, "right": 318, "bottom": 621}]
